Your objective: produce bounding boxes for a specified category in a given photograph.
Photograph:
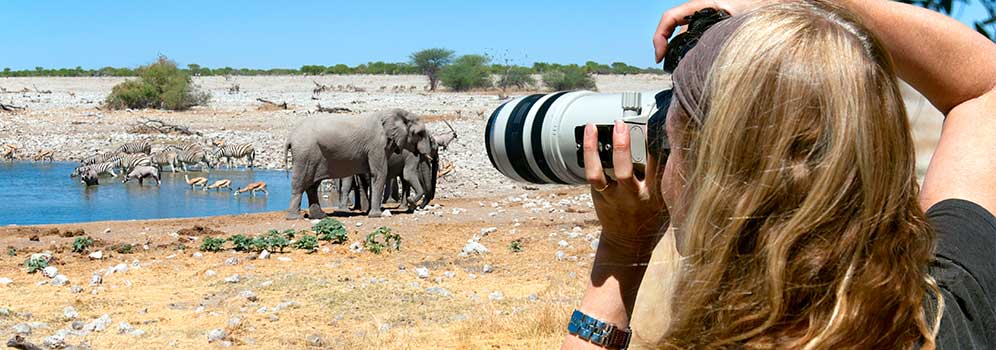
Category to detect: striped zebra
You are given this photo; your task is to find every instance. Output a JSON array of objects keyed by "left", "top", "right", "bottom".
[
  {"left": 116, "top": 153, "right": 152, "bottom": 173},
  {"left": 72, "top": 161, "right": 118, "bottom": 178},
  {"left": 114, "top": 140, "right": 151, "bottom": 154},
  {"left": 212, "top": 143, "right": 255, "bottom": 169},
  {"left": 150, "top": 151, "right": 179, "bottom": 173},
  {"left": 176, "top": 149, "right": 212, "bottom": 172},
  {"left": 80, "top": 152, "right": 122, "bottom": 166},
  {"left": 163, "top": 142, "right": 204, "bottom": 153}
]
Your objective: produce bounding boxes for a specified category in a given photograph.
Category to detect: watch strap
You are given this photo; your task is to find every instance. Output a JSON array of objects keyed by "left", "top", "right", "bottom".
[{"left": 567, "top": 309, "right": 631, "bottom": 349}]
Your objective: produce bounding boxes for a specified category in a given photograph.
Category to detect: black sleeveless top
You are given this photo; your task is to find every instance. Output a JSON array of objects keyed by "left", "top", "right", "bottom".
[{"left": 926, "top": 199, "right": 996, "bottom": 349}]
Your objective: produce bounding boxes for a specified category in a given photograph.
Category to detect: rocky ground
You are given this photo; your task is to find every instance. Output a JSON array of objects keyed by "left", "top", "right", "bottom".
[{"left": 0, "top": 75, "right": 944, "bottom": 349}]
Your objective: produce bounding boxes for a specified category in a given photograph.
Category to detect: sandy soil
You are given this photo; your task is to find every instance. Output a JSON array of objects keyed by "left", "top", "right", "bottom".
[{"left": 0, "top": 75, "right": 945, "bottom": 349}]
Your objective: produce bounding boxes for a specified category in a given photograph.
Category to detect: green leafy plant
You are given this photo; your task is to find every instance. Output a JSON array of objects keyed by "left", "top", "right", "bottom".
[
  {"left": 496, "top": 65, "right": 536, "bottom": 91},
  {"left": 200, "top": 237, "right": 226, "bottom": 252},
  {"left": 313, "top": 218, "right": 349, "bottom": 244},
  {"left": 24, "top": 255, "right": 48, "bottom": 273},
  {"left": 410, "top": 48, "right": 455, "bottom": 91},
  {"left": 509, "top": 240, "right": 524, "bottom": 253},
  {"left": 440, "top": 54, "right": 493, "bottom": 91},
  {"left": 258, "top": 231, "right": 290, "bottom": 253},
  {"left": 541, "top": 66, "right": 597, "bottom": 91},
  {"left": 294, "top": 234, "right": 319, "bottom": 253},
  {"left": 282, "top": 229, "right": 296, "bottom": 240},
  {"left": 363, "top": 227, "right": 402, "bottom": 254},
  {"left": 7, "top": 246, "right": 16, "bottom": 257},
  {"left": 105, "top": 55, "right": 210, "bottom": 111},
  {"left": 112, "top": 243, "right": 134, "bottom": 254},
  {"left": 230, "top": 234, "right": 253, "bottom": 252},
  {"left": 71, "top": 236, "right": 94, "bottom": 254}
]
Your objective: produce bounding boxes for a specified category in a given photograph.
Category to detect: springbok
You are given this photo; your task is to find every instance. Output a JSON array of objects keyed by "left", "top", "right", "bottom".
[
  {"left": 204, "top": 179, "right": 232, "bottom": 191},
  {"left": 184, "top": 174, "right": 208, "bottom": 189},
  {"left": 234, "top": 182, "right": 268, "bottom": 197}
]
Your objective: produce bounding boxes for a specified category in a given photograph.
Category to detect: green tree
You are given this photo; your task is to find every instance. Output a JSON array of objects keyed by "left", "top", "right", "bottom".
[
  {"left": 496, "top": 65, "right": 536, "bottom": 91},
  {"left": 410, "top": 48, "right": 454, "bottom": 91},
  {"left": 187, "top": 63, "right": 201, "bottom": 76},
  {"left": 105, "top": 55, "right": 210, "bottom": 110},
  {"left": 440, "top": 54, "right": 493, "bottom": 91},
  {"left": 898, "top": 0, "right": 995, "bottom": 40},
  {"left": 542, "top": 65, "right": 597, "bottom": 91}
]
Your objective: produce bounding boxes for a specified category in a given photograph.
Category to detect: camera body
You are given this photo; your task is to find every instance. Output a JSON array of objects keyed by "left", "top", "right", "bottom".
[{"left": 486, "top": 90, "right": 667, "bottom": 185}]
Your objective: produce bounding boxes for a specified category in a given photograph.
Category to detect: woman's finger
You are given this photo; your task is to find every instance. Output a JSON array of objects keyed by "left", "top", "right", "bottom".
[
  {"left": 583, "top": 123, "right": 609, "bottom": 191},
  {"left": 611, "top": 120, "right": 638, "bottom": 191},
  {"left": 653, "top": 2, "right": 703, "bottom": 63}
]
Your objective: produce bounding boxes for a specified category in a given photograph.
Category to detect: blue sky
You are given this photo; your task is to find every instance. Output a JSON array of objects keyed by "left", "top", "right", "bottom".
[{"left": 1, "top": 0, "right": 990, "bottom": 70}]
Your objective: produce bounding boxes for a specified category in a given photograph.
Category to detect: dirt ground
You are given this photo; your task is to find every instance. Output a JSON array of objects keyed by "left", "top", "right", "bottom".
[{"left": 0, "top": 187, "right": 602, "bottom": 349}]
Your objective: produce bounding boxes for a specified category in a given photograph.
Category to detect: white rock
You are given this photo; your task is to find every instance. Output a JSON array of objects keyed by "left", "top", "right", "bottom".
[
  {"left": 415, "top": 267, "right": 430, "bottom": 279},
  {"left": 205, "top": 270, "right": 217, "bottom": 277},
  {"left": 277, "top": 257, "right": 292, "bottom": 262},
  {"left": 258, "top": 250, "right": 270, "bottom": 260},
  {"left": 349, "top": 242, "right": 363, "bottom": 253},
  {"left": 355, "top": 222, "right": 364, "bottom": 227},
  {"left": 239, "top": 290, "right": 258, "bottom": 302},
  {"left": 489, "top": 291, "right": 504, "bottom": 301},
  {"left": 130, "top": 329, "right": 146, "bottom": 337},
  {"left": 462, "top": 241, "right": 489, "bottom": 255},
  {"left": 117, "top": 321, "right": 134, "bottom": 334},
  {"left": 88, "top": 251, "right": 103, "bottom": 260},
  {"left": 90, "top": 274, "right": 102, "bottom": 286},
  {"left": 0, "top": 277, "right": 12, "bottom": 286},
  {"left": 558, "top": 240, "right": 570, "bottom": 248},
  {"left": 426, "top": 286, "right": 451, "bottom": 297},
  {"left": 192, "top": 252, "right": 203, "bottom": 258},
  {"left": 224, "top": 274, "right": 241, "bottom": 283},
  {"left": 443, "top": 271, "right": 455, "bottom": 278},
  {"left": 207, "top": 328, "right": 227, "bottom": 342},
  {"left": 63, "top": 307, "right": 79, "bottom": 320},
  {"left": 382, "top": 210, "right": 392, "bottom": 217},
  {"left": 51, "top": 274, "right": 70, "bottom": 286},
  {"left": 482, "top": 264, "right": 494, "bottom": 273},
  {"left": 225, "top": 257, "right": 240, "bottom": 265},
  {"left": 104, "top": 228, "right": 111, "bottom": 234},
  {"left": 590, "top": 239, "right": 600, "bottom": 251},
  {"left": 43, "top": 334, "right": 65, "bottom": 349},
  {"left": 112, "top": 263, "right": 128, "bottom": 274},
  {"left": 88, "top": 314, "right": 112, "bottom": 332},
  {"left": 555, "top": 251, "right": 567, "bottom": 261},
  {"left": 480, "top": 227, "right": 497, "bottom": 235},
  {"left": 42, "top": 266, "right": 59, "bottom": 278},
  {"left": 228, "top": 317, "right": 242, "bottom": 328}
]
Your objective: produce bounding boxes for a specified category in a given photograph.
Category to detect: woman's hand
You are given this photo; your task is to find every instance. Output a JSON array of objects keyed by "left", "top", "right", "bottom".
[
  {"left": 583, "top": 121, "right": 665, "bottom": 258},
  {"left": 653, "top": 0, "right": 773, "bottom": 63}
]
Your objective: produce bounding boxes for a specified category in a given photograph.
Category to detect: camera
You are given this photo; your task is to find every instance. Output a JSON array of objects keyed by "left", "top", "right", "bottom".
[{"left": 485, "top": 89, "right": 672, "bottom": 185}]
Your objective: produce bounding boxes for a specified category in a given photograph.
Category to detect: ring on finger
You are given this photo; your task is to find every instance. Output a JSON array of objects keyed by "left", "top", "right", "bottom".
[{"left": 593, "top": 183, "right": 610, "bottom": 192}]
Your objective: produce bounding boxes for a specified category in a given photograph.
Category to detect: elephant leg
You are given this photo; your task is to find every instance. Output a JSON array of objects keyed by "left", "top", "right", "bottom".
[
  {"left": 403, "top": 165, "right": 424, "bottom": 212},
  {"left": 356, "top": 175, "right": 371, "bottom": 213},
  {"left": 285, "top": 160, "right": 310, "bottom": 220},
  {"left": 368, "top": 163, "right": 387, "bottom": 218},
  {"left": 306, "top": 183, "right": 326, "bottom": 219}
]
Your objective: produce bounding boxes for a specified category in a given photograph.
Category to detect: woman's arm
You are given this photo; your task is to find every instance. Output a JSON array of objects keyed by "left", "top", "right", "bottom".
[{"left": 838, "top": 0, "right": 996, "bottom": 214}]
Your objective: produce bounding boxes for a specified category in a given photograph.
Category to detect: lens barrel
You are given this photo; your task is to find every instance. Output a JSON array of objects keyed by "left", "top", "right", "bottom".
[{"left": 486, "top": 90, "right": 666, "bottom": 185}]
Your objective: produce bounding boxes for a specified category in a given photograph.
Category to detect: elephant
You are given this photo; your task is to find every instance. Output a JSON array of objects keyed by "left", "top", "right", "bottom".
[
  {"left": 122, "top": 166, "right": 161, "bottom": 186},
  {"left": 354, "top": 133, "right": 442, "bottom": 213},
  {"left": 284, "top": 108, "right": 432, "bottom": 219}
]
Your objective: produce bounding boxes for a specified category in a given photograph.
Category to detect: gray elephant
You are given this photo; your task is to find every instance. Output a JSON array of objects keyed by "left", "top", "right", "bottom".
[
  {"left": 122, "top": 166, "right": 161, "bottom": 186},
  {"left": 284, "top": 109, "right": 432, "bottom": 219}
]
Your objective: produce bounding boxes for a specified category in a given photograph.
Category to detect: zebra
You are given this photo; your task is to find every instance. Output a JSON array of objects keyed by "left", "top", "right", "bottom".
[
  {"left": 114, "top": 140, "right": 151, "bottom": 154},
  {"left": 72, "top": 161, "right": 118, "bottom": 178},
  {"left": 80, "top": 152, "right": 118, "bottom": 166},
  {"left": 163, "top": 142, "right": 204, "bottom": 153},
  {"left": 150, "top": 151, "right": 179, "bottom": 173},
  {"left": 176, "top": 149, "right": 212, "bottom": 172},
  {"left": 212, "top": 143, "right": 255, "bottom": 169},
  {"left": 116, "top": 153, "right": 152, "bottom": 173}
]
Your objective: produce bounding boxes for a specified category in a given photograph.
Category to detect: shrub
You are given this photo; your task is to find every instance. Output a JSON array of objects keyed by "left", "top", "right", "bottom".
[
  {"left": 72, "top": 236, "right": 94, "bottom": 254},
  {"left": 294, "top": 234, "right": 319, "bottom": 253},
  {"left": 440, "top": 55, "right": 493, "bottom": 91},
  {"left": 257, "top": 231, "right": 290, "bottom": 252},
  {"left": 509, "top": 240, "right": 524, "bottom": 253},
  {"left": 313, "top": 218, "right": 348, "bottom": 244},
  {"left": 542, "top": 66, "right": 597, "bottom": 91},
  {"left": 496, "top": 66, "right": 536, "bottom": 91},
  {"left": 282, "top": 229, "right": 296, "bottom": 240},
  {"left": 363, "top": 227, "right": 401, "bottom": 254},
  {"left": 200, "top": 237, "right": 226, "bottom": 252},
  {"left": 105, "top": 55, "right": 210, "bottom": 111},
  {"left": 230, "top": 234, "right": 253, "bottom": 252},
  {"left": 24, "top": 255, "right": 48, "bottom": 273},
  {"left": 7, "top": 246, "right": 16, "bottom": 257},
  {"left": 112, "top": 243, "right": 134, "bottom": 254}
]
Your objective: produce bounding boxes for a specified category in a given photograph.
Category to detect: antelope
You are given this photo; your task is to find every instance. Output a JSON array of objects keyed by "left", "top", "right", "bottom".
[
  {"left": 33, "top": 150, "right": 54, "bottom": 162},
  {"left": 184, "top": 174, "right": 208, "bottom": 189},
  {"left": 234, "top": 182, "right": 268, "bottom": 197},
  {"left": 204, "top": 179, "right": 232, "bottom": 191},
  {"left": 3, "top": 144, "right": 17, "bottom": 161}
]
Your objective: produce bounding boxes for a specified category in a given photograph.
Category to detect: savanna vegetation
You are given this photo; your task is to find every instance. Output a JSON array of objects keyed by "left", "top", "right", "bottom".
[{"left": 104, "top": 56, "right": 210, "bottom": 111}]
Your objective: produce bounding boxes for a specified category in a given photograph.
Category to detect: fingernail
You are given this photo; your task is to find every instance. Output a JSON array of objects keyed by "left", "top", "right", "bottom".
[
  {"left": 585, "top": 123, "right": 594, "bottom": 136},
  {"left": 615, "top": 120, "right": 625, "bottom": 134}
]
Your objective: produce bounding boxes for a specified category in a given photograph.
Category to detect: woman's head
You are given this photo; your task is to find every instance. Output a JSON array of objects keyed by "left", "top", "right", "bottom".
[{"left": 658, "top": 1, "right": 940, "bottom": 348}]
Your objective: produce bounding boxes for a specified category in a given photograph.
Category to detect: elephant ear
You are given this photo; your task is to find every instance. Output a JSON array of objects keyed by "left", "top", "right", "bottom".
[{"left": 382, "top": 109, "right": 410, "bottom": 154}]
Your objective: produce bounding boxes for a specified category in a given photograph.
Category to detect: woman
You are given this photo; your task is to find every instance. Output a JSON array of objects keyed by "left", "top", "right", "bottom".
[{"left": 564, "top": 0, "right": 996, "bottom": 349}]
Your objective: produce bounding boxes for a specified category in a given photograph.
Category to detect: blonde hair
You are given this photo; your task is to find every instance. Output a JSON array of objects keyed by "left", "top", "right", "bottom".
[{"left": 662, "top": 2, "right": 942, "bottom": 349}]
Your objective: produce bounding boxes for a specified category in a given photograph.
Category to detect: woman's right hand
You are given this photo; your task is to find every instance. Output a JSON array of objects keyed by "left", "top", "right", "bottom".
[{"left": 653, "top": 0, "right": 773, "bottom": 63}]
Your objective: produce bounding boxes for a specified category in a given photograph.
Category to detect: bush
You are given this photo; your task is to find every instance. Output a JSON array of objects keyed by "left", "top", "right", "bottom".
[
  {"left": 112, "top": 243, "right": 134, "bottom": 254},
  {"left": 542, "top": 66, "right": 597, "bottom": 91},
  {"left": 105, "top": 55, "right": 210, "bottom": 111},
  {"left": 411, "top": 48, "right": 455, "bottom": 91},
  {"left": 294, "top": 234, "right": 319, "bottom": 253},
  {"left": 200, "top": 237, "right": 226, "bottom": 252},
  {"left": 72, "top": 236, "right": 94, "bottom": 254},
  {"left": 313, "top": 218, "right": 348, "bottom": 244},
  {"left": 363, "top": 227, "right": 401, "bottom": 254},
  {"left": 255, "top": 231, "right": 290, "bottom": 252},
  {"left": 230, "top": 234, "right": 253, "bottom": 252},
  {"left": 509, "top": 240, "right": 524, "bottom": 253},
  {"left": 497, "top": 66, "right": 536, "bottom": 91},
  {"left": 440, "top": 55, "right": 493, "bottom": 91},
  {"left": 24, "top": 255, "right": 48, "bottom": 273},
  {"left": 7, "top": 246, "right": 16, "bottom": 257}
]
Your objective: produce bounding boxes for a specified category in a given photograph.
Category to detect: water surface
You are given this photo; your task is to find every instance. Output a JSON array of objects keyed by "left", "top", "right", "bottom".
[{"left": 0, "top": 162, "right": 296, "bottom": 225}]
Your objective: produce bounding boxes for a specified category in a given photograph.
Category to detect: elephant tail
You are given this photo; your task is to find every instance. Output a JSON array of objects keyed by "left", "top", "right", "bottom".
[{"left": 283, "top": 140, "right": 292, "bottom": 179}]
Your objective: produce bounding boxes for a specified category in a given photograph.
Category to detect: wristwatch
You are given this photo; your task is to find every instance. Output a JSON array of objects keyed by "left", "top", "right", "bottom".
[{"left": 567, "top": 309, "right": 631, "bottom": 349}]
